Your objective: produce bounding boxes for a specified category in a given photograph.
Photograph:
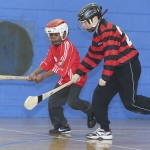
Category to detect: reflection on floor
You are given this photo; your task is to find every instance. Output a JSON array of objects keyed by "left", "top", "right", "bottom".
[{"left": 0, "top": 118, "right": 149, "bottom": 150}]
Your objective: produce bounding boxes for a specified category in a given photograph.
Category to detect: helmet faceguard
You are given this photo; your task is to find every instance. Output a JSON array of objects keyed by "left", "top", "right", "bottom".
[
  {"left": 78, "top": 3, "right": 102, "bottom": 32},
  {"left": 45, "top": 19, "right": 68, "bottom": 45}
]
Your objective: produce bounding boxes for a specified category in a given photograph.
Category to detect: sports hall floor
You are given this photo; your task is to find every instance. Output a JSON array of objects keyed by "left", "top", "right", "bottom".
[{"left": 0, "top": 118, "right": 149, "bottom": 150}]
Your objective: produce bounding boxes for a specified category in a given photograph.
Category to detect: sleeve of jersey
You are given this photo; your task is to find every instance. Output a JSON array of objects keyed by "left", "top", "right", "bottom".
[
  {"left": 76, "top": 45, "right": 104, "bottom": 76},
  {"left": 51, "top": 42, "right": 75, "bottom": 77},
  {"left": 101, "top": 31, "right": 121, "bottom": 81},
  {"left": 40, "top": 49, "right": 55, "bottom": 72}
]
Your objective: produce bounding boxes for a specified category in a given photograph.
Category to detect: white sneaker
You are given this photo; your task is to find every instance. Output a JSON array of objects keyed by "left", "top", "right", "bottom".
[{"left": 86, "top": 128, "right": 113, "bottom": 140}]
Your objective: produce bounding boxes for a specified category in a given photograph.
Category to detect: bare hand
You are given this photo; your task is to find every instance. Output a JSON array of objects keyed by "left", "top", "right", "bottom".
[
  {"left": 71, "top": 74, "right": 80, "bottom": 83},
  {"left": 35, "top": 74, "right": 44, "bottom": 83},
  {"left": 28, "top": 73, "right": 37, "bottom": 81},
  {"left": 99, "top": 78, "right": 106, "bottom": 86}
]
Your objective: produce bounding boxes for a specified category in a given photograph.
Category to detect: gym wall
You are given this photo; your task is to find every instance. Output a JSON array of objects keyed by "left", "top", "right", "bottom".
[{"left": 0, "top": 0, "right": 150, "bottom": 119}]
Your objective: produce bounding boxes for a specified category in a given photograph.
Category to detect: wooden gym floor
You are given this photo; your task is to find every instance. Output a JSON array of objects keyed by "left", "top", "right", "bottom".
[{"left": 0, "top": 118, "right": 149, "bottom": 150}]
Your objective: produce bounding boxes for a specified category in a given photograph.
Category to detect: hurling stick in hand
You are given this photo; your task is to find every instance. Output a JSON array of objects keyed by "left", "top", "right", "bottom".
[{"left": 24, "top": 80, "right": 73, "bottom": 110}]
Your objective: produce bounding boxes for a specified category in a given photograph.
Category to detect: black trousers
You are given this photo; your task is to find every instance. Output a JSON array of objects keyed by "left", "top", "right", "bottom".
[
  {"left": 48, "top": 84, "right": 92, "bottom": 129},
  {"left": 92, "top": 57, "right": 150, "bottom": 130}
]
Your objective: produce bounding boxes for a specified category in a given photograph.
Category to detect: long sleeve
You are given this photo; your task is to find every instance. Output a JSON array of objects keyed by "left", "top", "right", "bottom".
[
  {"left": 76, "top": 46, "right": 103, "bottom": 76},
  {"left": 76, "top": 32, "right": 106, "bottom": 76},
  {"left": 76, "top": 29, "right": 121, "bottom": 81}
]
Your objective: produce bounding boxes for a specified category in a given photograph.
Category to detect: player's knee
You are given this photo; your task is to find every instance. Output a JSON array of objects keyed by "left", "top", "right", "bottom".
[
  {"left": 124, "top": 103, "right": 150, "bottom": 114},
  {"left": 124, "top": 103, "right": 135, "bottom": 111},
  {"left": 68, "top": 101, "right": 78, "bottom": 110}
]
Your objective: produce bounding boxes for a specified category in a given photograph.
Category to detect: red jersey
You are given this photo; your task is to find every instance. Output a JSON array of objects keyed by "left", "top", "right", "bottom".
[
  {"left": 40, "top": 38, "right": 87, "bottom": 87},
  {"left": 76, "top": 19, "right": 139, "bottom": 81}
]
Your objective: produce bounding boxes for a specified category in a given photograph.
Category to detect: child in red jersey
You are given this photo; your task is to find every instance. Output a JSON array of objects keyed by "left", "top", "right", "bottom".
[
  {"left": 71, "top": 3, "right": 150, "bottom": 140},
  {"left": 29, "top": 19, "right": 96, "bottom": 134}
]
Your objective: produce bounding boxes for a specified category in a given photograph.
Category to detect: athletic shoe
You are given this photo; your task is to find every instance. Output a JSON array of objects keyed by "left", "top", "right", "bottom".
[
  {"left": 87, "top": 139, "right": 112, "bottom": 149},
  {"left": 86, "top": 128, "right": 113, "bottom": 140},
  {"left": 87, "top": 112, "right": 96, "bottom": 128},
  {"left": 49, "top": 128, "right": 60, "bottom": 135},
  {"left": 58, "top": 125, "right": 71, "bottom": 134}
]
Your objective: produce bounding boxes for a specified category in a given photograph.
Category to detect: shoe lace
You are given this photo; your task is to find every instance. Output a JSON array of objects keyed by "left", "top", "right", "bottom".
[{"left": 92, "top": 128, "right": 101, "bottom": 134}]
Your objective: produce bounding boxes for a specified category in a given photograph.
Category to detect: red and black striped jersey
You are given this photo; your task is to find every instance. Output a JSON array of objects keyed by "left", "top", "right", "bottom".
[{"left": 76, "top": 19, "right": 139, "bottom": 81}]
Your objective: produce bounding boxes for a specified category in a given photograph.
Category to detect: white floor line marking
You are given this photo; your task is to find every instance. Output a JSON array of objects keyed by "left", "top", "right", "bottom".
[{"left": 0, "top": 128, "right": 142, "bottom": 150}]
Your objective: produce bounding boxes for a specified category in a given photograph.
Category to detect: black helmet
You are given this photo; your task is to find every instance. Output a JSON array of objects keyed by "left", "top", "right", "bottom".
[
  {"left": 78, "top": 3, "right": 102, "bottom": 22},
  {"left": 78, "top": 3, "right": 102, "bottom": 32}
]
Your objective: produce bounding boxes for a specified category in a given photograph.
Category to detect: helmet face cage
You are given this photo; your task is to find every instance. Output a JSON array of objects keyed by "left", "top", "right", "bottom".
[
  {"left": 45, "top": 20, "right": 68, "bottom": 42},
  {"left": 78, "top": 3, "right": 102, "bottom": 31}
]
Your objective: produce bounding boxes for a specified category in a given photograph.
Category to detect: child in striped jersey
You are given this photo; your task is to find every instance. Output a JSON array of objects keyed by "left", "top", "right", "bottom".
[{"left": 71, "top": 3, "right": 150, "bottom": 140}]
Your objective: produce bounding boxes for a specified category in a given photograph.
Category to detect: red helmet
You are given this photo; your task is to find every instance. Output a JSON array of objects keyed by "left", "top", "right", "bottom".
[{"left": 45, "top": 19, "right": 68, "bottom": 41}]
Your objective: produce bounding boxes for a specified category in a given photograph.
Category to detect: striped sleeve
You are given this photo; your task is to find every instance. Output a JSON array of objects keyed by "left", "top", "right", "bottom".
[
  {"left": 76, "top": 45, "right": 104, "bottom": 75},
  {"left": 76, "top": 32, "right": 106, "bottom": 75},
  {"left": 77, "top": 28, "right": 121, "bottom": 81}
]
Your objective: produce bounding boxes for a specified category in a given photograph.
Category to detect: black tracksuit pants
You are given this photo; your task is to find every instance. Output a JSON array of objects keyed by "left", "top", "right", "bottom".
[
  {"left": 48, "top": 84, "right": 92, "bottom": 129},
  {"left": 92, "top": 57, "right": 150, "bottom": 130}
]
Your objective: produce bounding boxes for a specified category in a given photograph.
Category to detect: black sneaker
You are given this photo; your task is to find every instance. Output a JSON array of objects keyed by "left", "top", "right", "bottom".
[
  {"left": 58, "top": 125, "right": 71, "bottom": 134},
  {"left": 49, "top": 128, "right": 60, "bottom": 135},
  {"left": 87, "top": 112, "right": 96, "bottom": 128}
]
